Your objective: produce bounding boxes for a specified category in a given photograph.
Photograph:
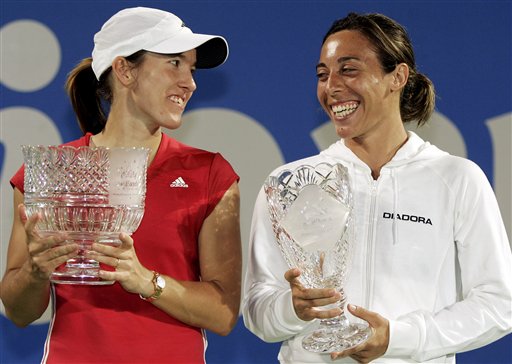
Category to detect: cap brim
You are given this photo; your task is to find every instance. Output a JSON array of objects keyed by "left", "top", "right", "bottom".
[{"left": 146, "top": 33, "right": 228, "bottom": 69}]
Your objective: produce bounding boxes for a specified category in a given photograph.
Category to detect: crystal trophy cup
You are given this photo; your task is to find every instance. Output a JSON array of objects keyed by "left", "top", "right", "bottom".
[
  {"left": 22, "top": 145, "right": 149, "bottom": 285},
  {"left": 264, "top": 162, "right": 372, "bottom": 353}
]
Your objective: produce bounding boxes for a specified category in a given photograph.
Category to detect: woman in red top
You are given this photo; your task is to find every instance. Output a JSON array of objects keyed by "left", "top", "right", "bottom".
[{"left": 1, "top": 7, "right": 241, "bottom": 363}]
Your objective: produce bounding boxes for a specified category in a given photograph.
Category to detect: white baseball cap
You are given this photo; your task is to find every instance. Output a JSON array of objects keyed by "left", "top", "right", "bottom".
[{"left": 91, "top": 7, "right": 229, "bottom": 80}]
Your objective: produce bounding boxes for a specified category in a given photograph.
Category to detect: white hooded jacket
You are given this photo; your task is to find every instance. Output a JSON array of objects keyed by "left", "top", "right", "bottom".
[{"left": 242, "top": 132, "right": 512, "bottom": 363}]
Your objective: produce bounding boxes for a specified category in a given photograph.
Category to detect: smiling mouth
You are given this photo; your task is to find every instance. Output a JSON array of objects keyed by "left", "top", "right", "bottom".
[
  {"left": 331, "top": 102, "right": 359, "bottom": 118},
  {"left": 169, "top": 95, "right": 184, "bottom": 106}
]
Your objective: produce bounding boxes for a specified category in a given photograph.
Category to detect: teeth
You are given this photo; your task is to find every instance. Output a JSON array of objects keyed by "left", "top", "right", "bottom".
[
  {"left": 169, "top": 96, "right": 184, "bottom": 106},
  {"left": 331, "top": 102, "right": 358, "bottom": 118}
]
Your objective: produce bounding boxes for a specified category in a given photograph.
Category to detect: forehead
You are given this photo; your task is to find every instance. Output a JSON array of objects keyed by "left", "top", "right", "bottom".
[{"left": 319, "top": 30, "right": 376, "bottom": 62}]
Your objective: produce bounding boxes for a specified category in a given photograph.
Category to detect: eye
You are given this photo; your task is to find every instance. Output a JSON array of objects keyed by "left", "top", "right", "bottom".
[
  {"left": 340, "top": 66, "right": 356, "bottom": 74},
  {"left": 316, "top": 68, "right": 329, "bottom": 81},
  {"left": 169, "top": 59, "right": 180, "bottom": 67}
]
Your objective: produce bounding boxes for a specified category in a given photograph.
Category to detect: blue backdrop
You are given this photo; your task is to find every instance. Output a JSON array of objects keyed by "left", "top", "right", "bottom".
[{"left": 1, "top": 1, "right": 511, "bottom": 363}]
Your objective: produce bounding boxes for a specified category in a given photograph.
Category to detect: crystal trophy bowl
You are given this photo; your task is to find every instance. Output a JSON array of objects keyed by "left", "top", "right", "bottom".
[
  {"left": 265, "top": 162, "right": 371, "bottom": 353},
  {"left": 22, "top": 145, "right": 149, "bottom": 285}
]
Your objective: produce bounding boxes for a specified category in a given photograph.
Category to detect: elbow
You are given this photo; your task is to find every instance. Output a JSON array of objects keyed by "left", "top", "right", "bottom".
[
  {"left": 215, "top": 327, "right": 234, "bottom": 337},
  {"left": 1, "top": 297, "right": 43, "bottom": 328},
  {"left": 211, "top": 312, "right": 240, "bottom": 336},
  {"left": 0, "top": 296, "right": 27, "bottom": 327},
  {"left": 4, "top": 309, "right": 33, "bottom": 328},
  {"left": 213, "top": 290, "right": 241, "bottom": 336}
]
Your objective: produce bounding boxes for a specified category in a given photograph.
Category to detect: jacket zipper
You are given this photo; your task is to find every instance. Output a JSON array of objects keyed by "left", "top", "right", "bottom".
[{"left": 364, "top": 179, "right": 379, "bottom": 309}]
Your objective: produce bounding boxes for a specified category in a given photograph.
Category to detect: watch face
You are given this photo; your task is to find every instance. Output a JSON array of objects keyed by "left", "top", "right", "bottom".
[{"left": 156, "top": 275, "right": 166, "bottom": 289}]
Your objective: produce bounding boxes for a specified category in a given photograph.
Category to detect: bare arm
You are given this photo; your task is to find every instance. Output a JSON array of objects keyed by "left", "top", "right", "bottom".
[
  {"left": 158, "top": 181, "right": 242, "bottom": 334},
  {"left": 91, "top": 182, "right": 242, "bottom": 335},
  {"left": 0, "top": 188, "right": 79, "bottom": 327}
]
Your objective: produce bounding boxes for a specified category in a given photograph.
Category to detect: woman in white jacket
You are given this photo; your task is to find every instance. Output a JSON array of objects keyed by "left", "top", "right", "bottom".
[{"left": 242, "top": 12, "right": 512, "bottom": 363}]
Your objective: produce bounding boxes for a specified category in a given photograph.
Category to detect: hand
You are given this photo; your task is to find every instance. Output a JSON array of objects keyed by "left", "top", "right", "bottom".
[
  {"left": 20, "top": 204, "right": 78, "bottom": 281},
  {"left": 87, "top": 232, "right": 152, "bottom": 294},
  {"left": 284, "top": 268, "right": 342, "bottom": 321},
  {"left": 331, "top": 304, "right": 389, "bottom": 363}
]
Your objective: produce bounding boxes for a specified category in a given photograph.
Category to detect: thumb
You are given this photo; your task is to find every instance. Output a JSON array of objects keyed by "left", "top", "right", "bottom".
[
  {"left": 284, "top": 268, "right": 301, "bottom": 283},
  {"left": 119, "top": 232, "right": 134, "bottom": 247},
  {"left": 347, "top": 304, "right": 379, "bottom": 326},
  {"left": 18, "top": 203, "right": 28, "bottom": 224}
]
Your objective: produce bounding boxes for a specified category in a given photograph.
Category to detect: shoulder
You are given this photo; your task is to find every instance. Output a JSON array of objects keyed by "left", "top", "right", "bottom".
[
  {"left": 418, "top": 154, "right": 493, "bottom": 200},
  {"left": 157, "top": 133, "right": 237, "bottom": 176},
  {"left": 163, "top": 133, "right": 217, "bottom": 156},
  {"left": 62, "top": 133, "right": 91, "bottom": 147},
  {"left": 429, "top": 154, "right": 489, "bottom": 183},
  {"left": 159, "top": 133, "right": 223, "bottom": 163}
]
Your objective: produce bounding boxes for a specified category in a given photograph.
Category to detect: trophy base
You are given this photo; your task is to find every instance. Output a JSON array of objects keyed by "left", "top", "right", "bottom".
[
  {"left": 302, "top": 323, "right": 372, "bottom": 353},
  {"left": 50, "top": 258, "right": 114, "bottom": 285},
  {"left": 47, "top": 236, "right": 120, "bottom": 285}
]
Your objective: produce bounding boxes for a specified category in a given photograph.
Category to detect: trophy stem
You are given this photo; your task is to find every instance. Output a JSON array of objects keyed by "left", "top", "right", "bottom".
[
  {"left": 301, "top": 291, "right": 372, "bottom": 353},
  {"left": 49, "top": 236, "right": 120, "bottom": 285}
]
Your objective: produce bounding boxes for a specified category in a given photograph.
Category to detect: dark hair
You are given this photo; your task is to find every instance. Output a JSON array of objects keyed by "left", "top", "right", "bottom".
[
  {"left": 65, "top": 51, "right": 146, "bottom": 134},
  {"left": 323, "top": 13, "right": 435, "bottom": 126}
]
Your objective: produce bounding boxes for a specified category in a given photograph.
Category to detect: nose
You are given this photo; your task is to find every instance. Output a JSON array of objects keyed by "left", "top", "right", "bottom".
[
  {"left": 179, "top": 71, "right": 197, "bottom": 92},
  {"left": 324, "top": 71, "right": 343, "bottom": 96}
]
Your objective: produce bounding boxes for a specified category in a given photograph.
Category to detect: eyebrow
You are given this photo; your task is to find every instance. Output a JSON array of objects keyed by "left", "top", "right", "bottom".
[
  {"left": 164, "top": 53, "right": 185, "bottom": 58},
  {"left": 316, "top": 56, "right": 360, "bottom": 70}
]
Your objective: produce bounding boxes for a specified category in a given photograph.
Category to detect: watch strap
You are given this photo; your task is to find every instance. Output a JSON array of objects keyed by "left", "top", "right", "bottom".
[{"left": 139, "top": 271, "right": 163, "bottom": 302}]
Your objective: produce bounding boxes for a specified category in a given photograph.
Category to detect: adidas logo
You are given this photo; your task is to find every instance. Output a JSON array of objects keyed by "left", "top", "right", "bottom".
[{"left": 170, "top": 177, "right": 188, "bottom": 188}]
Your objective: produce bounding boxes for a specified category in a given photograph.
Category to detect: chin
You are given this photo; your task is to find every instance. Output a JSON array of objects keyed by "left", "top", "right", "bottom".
[
  {"left": 331, "top": 121, "right": 348, "bottom": 139},
  {"left": 334, "top": 125, "right": 354, "bottom": 140},
  {"left": 162, "top": 118, "right": 183, "bottom": 130}
]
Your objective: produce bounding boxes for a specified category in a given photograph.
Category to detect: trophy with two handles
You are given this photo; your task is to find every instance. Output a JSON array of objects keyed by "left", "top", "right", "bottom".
[{"left": 264, "top": 162, "right": 372, "bottom": 352}]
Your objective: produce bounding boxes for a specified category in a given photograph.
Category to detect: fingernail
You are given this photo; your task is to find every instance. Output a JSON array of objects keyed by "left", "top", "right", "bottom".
[{"left": 348, "top": 304, "right": 357, "bottom": 310}]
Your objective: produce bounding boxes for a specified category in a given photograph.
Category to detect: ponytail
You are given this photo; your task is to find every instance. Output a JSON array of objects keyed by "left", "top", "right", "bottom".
[
  {"left": 65, "top": 58, "right": 109, "bottom": 134},
  {"left": 401, "top": 71, "right": 436, "bottom": 126}
]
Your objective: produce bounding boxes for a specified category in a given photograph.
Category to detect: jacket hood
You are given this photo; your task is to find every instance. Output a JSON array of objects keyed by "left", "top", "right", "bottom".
[{"left": 320, "top": 131, "right": 448, "bottom": 170}]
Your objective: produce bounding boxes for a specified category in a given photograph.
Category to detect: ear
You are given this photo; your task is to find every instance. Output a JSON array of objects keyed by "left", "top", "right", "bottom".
[
  {"left": 111, "top": 56, "right": 135, "bottom": 86},
  {"left": 391, "top": 63, "right": 409, "bottom": 91}
]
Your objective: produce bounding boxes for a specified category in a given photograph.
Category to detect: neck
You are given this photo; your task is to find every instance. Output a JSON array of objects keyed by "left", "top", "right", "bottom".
[
  {"left": 346, "top": 125, "right": 408, "bottom": 180},
  {"left": 90, "top": 110, "right": 162, "bottom": 165}
]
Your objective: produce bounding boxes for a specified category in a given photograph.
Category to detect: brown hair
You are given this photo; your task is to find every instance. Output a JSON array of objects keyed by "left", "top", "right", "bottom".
[
  {"left": 323, "top": 13, "right": 435, "bottom": 126},
  {"left": 65, "top": 51, "right": 146, "bottom": 134}
]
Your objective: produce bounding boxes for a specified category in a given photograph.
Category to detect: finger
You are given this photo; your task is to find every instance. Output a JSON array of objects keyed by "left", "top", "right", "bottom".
[
  {"left": 308, "top": 306, "right": 342, "bottom": 320},
  {"left": 347, "top": 304, "right": 383, "bottom": 327},
  {"left": 293, "top": 291, "right": 340, "bottom": 310},
  {"left": 91, "top": 233, "right": 132, "bottom": 254},
  {"left": 88, "top": 251, "right": 120, "bottom": 269},
  {"left": 330, "top": 345, "right": 365, "bottom": 361},
  {"left": 331, "top": 351, "right": 346, "bottom": 361},
  {"left": 28, "top": 234, "right": 67, "bottom": 255},
  {"left": 90, "top": 238, "right": 123, "bottom": 256},
  {"left": 47, "top": 245, "right": 80, "bottom": 267},
  {"left": 24, "top": 209, "right": 42, "bottom": 237},
  {"left": 284, "top": 268, "right": 301, "bottom": 283},
  {"left": 96, "top": 268, "right": 119, "bottom": 282},
  {"left": 31, "top": 244, "right": 79, "bottom": 279},
  {"left": 298, "top": 287, "right": 340, "bottom": 301}
]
